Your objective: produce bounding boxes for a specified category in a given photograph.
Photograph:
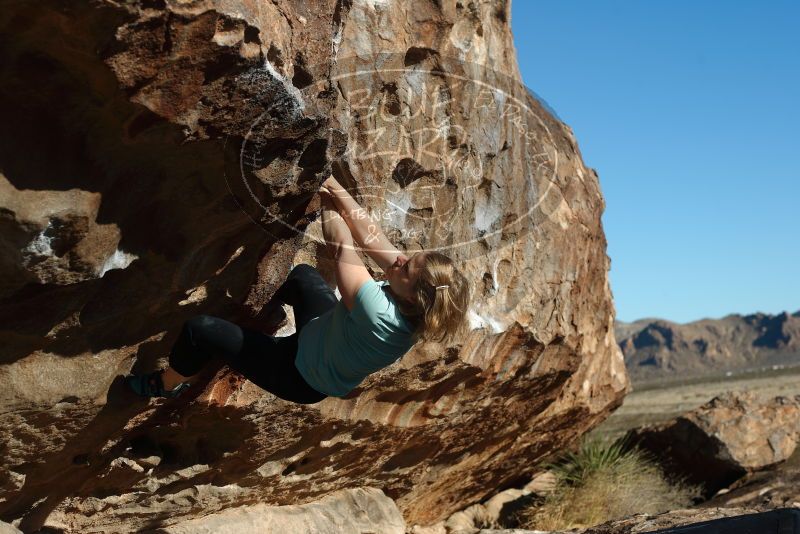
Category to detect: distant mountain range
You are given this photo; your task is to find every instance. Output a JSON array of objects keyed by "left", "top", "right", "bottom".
[{"left": 616, "top": 310, "right": 800, "bottom": 382}]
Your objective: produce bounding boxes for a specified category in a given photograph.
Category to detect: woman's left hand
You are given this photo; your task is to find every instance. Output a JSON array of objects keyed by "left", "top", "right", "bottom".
[
  {"left": 319, "top": 187, "right": 339, "bottom": 213},
  {"left": 319, "top": 185, "right": 334, "bottom": 202},
  {"left": 322, "top": 175, "right": 340, "bottom": 191}
]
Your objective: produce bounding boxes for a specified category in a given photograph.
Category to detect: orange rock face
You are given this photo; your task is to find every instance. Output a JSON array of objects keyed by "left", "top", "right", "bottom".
[{"left": 0, "top": 1, "right": 628, "bottom": 531}]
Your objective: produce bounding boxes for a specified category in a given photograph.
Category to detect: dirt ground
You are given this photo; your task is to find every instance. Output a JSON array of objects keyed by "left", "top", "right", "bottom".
[{"left": 588, "top": 365, "right": 800, "bottom": 443}]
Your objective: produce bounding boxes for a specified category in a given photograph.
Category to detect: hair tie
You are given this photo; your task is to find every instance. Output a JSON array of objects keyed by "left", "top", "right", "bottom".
[{"left": 436, "top": 285, "right": 449, "bottom": 290}]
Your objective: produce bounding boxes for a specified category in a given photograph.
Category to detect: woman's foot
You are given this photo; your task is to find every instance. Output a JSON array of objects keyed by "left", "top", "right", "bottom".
[
  {"left": 161, "top": 366, "right": 192, "bottom": 391},
  {"left": 125, "top": 369, "right": 190, "bottom": 398}
]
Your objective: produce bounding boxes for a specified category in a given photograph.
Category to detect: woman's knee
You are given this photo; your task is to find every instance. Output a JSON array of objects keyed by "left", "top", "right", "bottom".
[
  {"left": 170, "top": 316, "right": 215, "bottom": 375},
  {"left": 289, "top": 263, "right": 319, "bottom": 280},
  {"left": 180, "top": 315, "right": 229, "bottom": 347},
  {"left": 186, "top": 314, "right": 217, "bottom": 328},
  {"left": 186, "top": 314, "right": 232, "bottom": 334}
]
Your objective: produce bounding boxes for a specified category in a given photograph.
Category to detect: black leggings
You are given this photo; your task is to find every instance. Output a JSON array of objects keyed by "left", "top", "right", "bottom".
[{"left": 168, "top": 264, "right": 338, "bottom": 404}]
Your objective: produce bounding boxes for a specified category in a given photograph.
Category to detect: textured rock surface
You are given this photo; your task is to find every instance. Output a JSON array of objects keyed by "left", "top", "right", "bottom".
[
  {"left": 471, "top": 507, "right": 796, "bottom": 534},
  {"left": 617, "top": 310, "right": 800, "bottom": 383},
  {"left": 625, "top": 391, "right": 800, "bottom": 497},
  {"left": 129, "top": 486, "right": 405, "bottom": 534},
  {"left": 0, "top": 520, "right": 22, "bottom": 534},
  {"left": 557, "top": 507, "right": 766, "bottom": 534},
  {"left": 0, "top": 0, "right": 627, "bottom": 531},
  {"left": 699, "top": 430, "right": 800, "bottom": 511},
  {"left": 407, "top": 470, "right": 555, "bottom": 533}
]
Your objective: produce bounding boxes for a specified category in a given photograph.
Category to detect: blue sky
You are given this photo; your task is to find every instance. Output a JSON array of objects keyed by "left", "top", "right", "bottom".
[{"left": 511, "top": 0, "right": 799, "bottom": 323}]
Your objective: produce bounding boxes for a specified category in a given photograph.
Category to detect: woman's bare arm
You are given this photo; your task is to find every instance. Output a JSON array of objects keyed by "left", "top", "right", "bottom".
[
  {"left": 321, "top": 175, "right": 401, "bottom": 272},
  {"left": 320, "top": 192, "right": 351, "bottom": 255},
  {"left": 320, "top": 193, "right": 372, "bottom": 311}
]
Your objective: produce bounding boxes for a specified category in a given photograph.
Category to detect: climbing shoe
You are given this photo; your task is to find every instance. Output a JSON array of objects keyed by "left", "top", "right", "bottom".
[{"left": 125, "top": 369, "right": 190, "bottom": 399}]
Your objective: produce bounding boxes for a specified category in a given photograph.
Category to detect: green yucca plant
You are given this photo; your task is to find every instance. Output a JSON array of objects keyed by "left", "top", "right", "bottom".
[
  {"left": 517, "top": 435, "right": 702, "bottom": 531},
  {"left": 543, "top": 435, "right": 635, "bottom": 486}
]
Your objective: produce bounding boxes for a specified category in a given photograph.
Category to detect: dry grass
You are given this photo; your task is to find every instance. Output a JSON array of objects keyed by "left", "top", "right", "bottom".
[{"left": 516, "top": 437, "right": 701, "bottom": 531}]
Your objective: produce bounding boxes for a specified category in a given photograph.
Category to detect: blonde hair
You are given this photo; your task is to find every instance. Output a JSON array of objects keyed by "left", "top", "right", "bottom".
[{"left": 395, "top": 251, "right": 471, "bottom": 346}]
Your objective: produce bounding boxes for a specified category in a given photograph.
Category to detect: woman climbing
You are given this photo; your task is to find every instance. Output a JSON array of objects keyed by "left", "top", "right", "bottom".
[{"left": 125, "top": 175, "right": 470, "bottom": 403}]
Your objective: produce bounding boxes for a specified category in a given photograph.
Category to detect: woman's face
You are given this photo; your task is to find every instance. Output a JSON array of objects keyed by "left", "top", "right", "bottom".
[{"left": 386, "top": 252, "right": 426, "bottom": 302}]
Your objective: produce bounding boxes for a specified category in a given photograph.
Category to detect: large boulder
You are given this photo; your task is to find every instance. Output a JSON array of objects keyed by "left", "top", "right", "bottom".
[
  {"left": 700, "top": 431, "right": 800, "bottom": 511},
  {"left": 625, "top": 391, "right": 800, "bottom": 497},
  {"left": 0, "top": 0, "right": 627, "bottom": 531},
  {"left": 145, "top": 487, "right": 405, "bottom": 534},
  {"left": 703, "top": 465, "right": 800, "bottom": 512}
]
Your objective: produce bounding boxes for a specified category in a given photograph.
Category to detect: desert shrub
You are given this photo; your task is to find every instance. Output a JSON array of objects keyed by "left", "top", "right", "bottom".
[{"left": 516, "top": 436, "right": 701, "bottom": 531}]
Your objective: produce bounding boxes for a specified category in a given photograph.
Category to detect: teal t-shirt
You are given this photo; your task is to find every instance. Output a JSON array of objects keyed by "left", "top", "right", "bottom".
[{"left": 294, "top": 279, "right": 416, "bottom": 398}]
